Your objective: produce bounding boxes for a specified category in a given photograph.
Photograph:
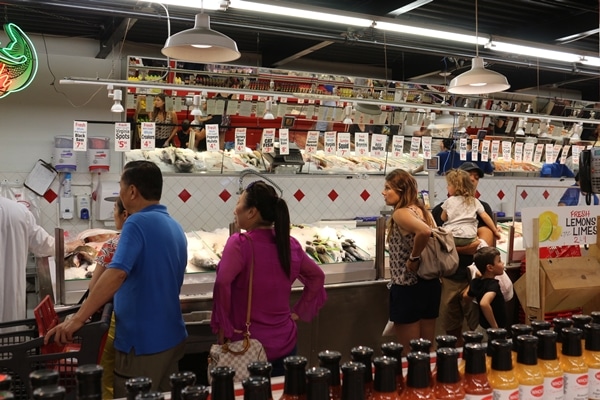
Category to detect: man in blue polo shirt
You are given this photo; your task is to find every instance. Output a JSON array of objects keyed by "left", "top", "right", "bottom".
[{"left": 46, "top": 160, "right": 188, "bottom": 397}]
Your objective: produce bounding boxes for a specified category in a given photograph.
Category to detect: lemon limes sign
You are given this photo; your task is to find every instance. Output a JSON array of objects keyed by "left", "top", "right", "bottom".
[
  {"left": 0, "top": 23, "right": 37, "bottom": 99},
  {"left": 522, "top": 206, "right": 599, "bottom": 247}
]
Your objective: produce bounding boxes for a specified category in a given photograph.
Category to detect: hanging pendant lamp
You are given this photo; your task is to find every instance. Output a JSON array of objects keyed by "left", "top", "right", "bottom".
[
  {"left": 447, "top": 0, "right": 509, "bottom": 94},
  {"left": 162, "top": 13, "right": 241, "bottom": 63}
]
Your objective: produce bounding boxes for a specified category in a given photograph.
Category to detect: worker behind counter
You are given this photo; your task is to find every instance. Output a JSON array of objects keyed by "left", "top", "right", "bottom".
[
  {"left": 412, "top": 139, "right": 494, "bottom": 176},
  {"left": 558, "top": 172, "right": 599, "bottom": 206}
]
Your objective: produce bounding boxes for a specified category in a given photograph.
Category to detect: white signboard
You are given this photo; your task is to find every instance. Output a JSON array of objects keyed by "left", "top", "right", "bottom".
[
  {"left": 114, "top": 122, "right": 131, "bottom": 152},
  {"left": 140, "top": 122, "right": 156, "bottom": 150},
  {"left": 522, "top": 206, "right": 600, "bottom": 247},
  {"left": 73, "top": 121, "right": 88, "bottom": 151}
]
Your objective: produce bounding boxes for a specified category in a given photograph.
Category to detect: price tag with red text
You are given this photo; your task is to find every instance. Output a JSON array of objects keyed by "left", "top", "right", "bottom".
[
  {"left": 73, "top": 121, "right": 88, "bottom": 151},
  {"left": 114, "top": 122, "right": 131, "bottom": 152},
  {"left": 205, "top": 124, "right": 220, "bottom": 152},
  {"left": 235, "top": 128, "right": 247, "bottom": 154},
  {"left": 391, "top": 135, "right": 404, "bottom": 158},
  {"left": 140, "top": 122, "right": 156, "bottom": 150},
  {"left": 324, "top": 131, "right": 337, "bottom": 155},
  {"left": 261, "top": 128, "right": 276, "bottom": 154},
  {"left": 279, "top": 129, "right": 289, "bottom": 155},
  {"left": 336, "top": 132, "right": 351, "bottom": 157},
  {"left": 355, "top": 132, "right": 369, "bottom": 156},
  {"left": 305, "top": 131, "right": 319, "bottom": 154},
  {"left": 371, "top": 134, "right": 387, "bottom": 157}
]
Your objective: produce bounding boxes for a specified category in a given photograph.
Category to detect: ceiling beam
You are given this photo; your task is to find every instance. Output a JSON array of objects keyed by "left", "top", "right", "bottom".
[
  {"left": 97, "top": 17, "right": 138, "bottom": 59},
  {"left": 272, "top": 41, "right": 335, "bottom": 67}
]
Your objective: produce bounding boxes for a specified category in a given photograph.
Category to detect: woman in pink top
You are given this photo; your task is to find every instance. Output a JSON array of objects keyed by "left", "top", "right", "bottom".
[{"left": 211, "top": 180, "right": 327, "bottom": 375}]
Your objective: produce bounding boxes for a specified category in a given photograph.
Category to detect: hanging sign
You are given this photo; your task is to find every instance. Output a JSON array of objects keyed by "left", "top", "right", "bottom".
[
  {"left": 114, "top": 122, "right": 131, "bottom": 152},
  {"left": 371, "top": 134, "right": 387, "bottom": 157},
  {"left": 235, "top": 127, "right": 247, "bottom": 154},
  {"left": 205, "top": 124, "right": 220, "bottom": 152},
  {"left": 261, "top": 128, "right": 275, "bottom": 154},
  {"left": 355, "top": 132, "right": 370, "bottom": 156},
  {"left": 336, "top": 132, "right": 351, "bottom": 157},
  {"left": 140, "top": 122, "right": 156, "bottom": 150},
  {"left": 324, "top": 131, "right": 337, "bottom": 155},
  {"left": 390, "top": 135, "right": 404, "bottom": 158},
  {"left": 73, "top": 121, "right": 88, "bottom": 151},
  {"left": 305, "top": 131, "right": 319, "bottom": 154},
  {"left": 279, "top": 129, "right": 289, "bottom": 155},
  {"left": 0, "top": 23, "right": 38, "bottom": 98}
]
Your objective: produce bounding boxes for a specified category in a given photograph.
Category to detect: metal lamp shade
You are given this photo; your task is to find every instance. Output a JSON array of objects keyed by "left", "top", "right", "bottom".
[
  {"left": 161, "top": 13, "right": 241, "bottom": 63},
  {"left": 447, "top": 57, "right": 510, "bottom": 94}
]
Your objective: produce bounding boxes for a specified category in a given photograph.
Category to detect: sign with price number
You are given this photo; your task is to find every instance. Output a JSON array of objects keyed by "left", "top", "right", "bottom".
[
  {"left": 279, "top": 129, "right": 289, "bottom": 155},
  {"left": 140, "top": 122, "right": 156, "bottom": 150},
  {"left": 336, "top": 132, "right": 351, "bottom": 157},
  {"left": 355, "top": 132, "right": 369, "bottom": 156},
  {"left": 261, "top": 128, "right": 276, "bottom": 154},
  {"left": 235, "top": 128, "right": 247, "bottom": 154},
  {"left": 391, "top": 135, "right": 404, "bottom": 158},
  {"left": 523, "top": 206, "right": 600, "bottom": 247},
  {"left": 371, "top": 134, "right": 387, "bottom": 157},
  {"left": 409, "top": 136, "right": 421, "bottom": 158},
  {"left": 205, "top": 124, "right": 220, "bottom": 152},
  {"left": 421, "top": 136, "right": 432, "bottom": 159},
  {"left": 305, "top": 131, "right": 319, "bottom": 154},
  {"left": 73, "top": 121, "right": 88, "bottom": 151},
  {"left": 324, "top": 131, "right": 337, "bottom": 154},
  {"left": 114, "top": 122, "right": 130, "bottom": 152}
]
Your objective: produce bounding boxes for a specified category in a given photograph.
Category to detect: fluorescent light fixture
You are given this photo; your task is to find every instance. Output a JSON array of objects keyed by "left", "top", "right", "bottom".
[
  {"left": 230, "top": 0, "right": 373, "bottom": 27},
  {"left": 162, "top": 13, "right": 241, "bottom": 62},
  {"left": 448, "top": 57, "right": 510, "bottom": 94},
  {"left": 263, "top": 99, "right": 275, "bottom": 119},
  {"left": 375, "top": 21, "right": 485, "bottom": 46},
  {"left": 111, "top": 89, "right": 124, "bottom": 113},
  {"left": 148, "top": 0, "right": 227, "bottom": 10},
  {"left": 487, "top": 40, "right": 581, "bottom": 63}
]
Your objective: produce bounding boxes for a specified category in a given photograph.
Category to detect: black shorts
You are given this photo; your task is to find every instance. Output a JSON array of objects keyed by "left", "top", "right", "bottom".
[{"left": 389, "top": 278, "right": 442, "bottom": 324}]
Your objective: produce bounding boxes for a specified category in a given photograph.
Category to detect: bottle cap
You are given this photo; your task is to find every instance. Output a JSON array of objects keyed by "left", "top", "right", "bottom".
[
  {"left": 181, "top": 386, "right": 209, "bottom": 400},
  {"left": 380, "top": 342, "right": 403, "bottom": 378},
  {"left": 350, "top": 346, "right": 374, "bottom": 383},
  {"left": 553, "top": 317, "right": 574, "bottom": 343},
  {"left": 490, "top": 339, "right": 513, "bottom": 371},
  {"left": 462, "top": 331, "right": 484, "bottom": 344},
  {"left": 283, "top": 356, "right": 308, "bottom": 396},
  {"left": 405, "top": 352, "right": 431, "bottom": 389},
  {"left": 125, "top": 376, "right": 152, "bottom": 400},
  {"left": 435, "top": 348, "right": 460, "bottom": 384},
  {"left": 32, "top": 385, "right": 66, "bottom": 400},
  {"left": 318, "top": 351, "right": 341, "bottom": 385},
  {"left": 306, "top": 367, "right": 331, "bottom": 400},
  {"left": 585, "top": 323, "right": 600, "bottom": 352},
  {"left": 435, "top": 335, "right": 458, "bottom": 349},
  {"left": 536, "top": 330, "right": 558, "bottom": 360},
  {"left": 562, "top": 327, "right": 583, "bottom": 356},
  {"left": 341, "top": 361, "right": 366, "bottom": 400},
  {"left": 136, "top": 391, "right": 164, "bottom": 400},
  {"left": 373, "top": 357, "right": 397, "bottom": 393},
  {"left": 531, "top": 320, "right": 552, "bottom": 334},
  {"left": 486, "top": 328, "right": 508, "bottom": 356},
  {"left": 29, "top": 370, "right": 59, "bottom": 390},
  {"left": 516, "top": 335, "right": 539, "bottom": 365},
  {"left": 591, "top": 311, "right": 600, "bottom": 324},
  {"left": 464, "top": 343, "right": 487, "bottom": 375},
  {"left": 409, "top": 338, "right": 432, "bottom": 354},
  {"left": 572, "top": 314, "right": 593, "bottom": 330},
  {"left": 242, "top": 376, "right": 270, "bottom": 400},
  {"left": 76, "top": 364, "right": 103, "bottom": 400}
]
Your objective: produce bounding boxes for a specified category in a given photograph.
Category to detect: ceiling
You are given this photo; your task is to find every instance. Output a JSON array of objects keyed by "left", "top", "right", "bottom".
[{"left": 3, "top": 0, "right": 600, "bottom": 102}]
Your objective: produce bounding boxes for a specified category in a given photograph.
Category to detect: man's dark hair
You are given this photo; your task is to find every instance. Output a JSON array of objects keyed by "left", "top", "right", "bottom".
[
  {"left": 121, "top": 160, "right": 162, "bottom": 201},
  {"left": 473, "top": 247, "right": 500, "bottom": 274}
]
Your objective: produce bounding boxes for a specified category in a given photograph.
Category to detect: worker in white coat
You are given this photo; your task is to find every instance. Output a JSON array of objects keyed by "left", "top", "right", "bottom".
[{"left": 1, "top": 195, "right": 57, "bottom": 324}]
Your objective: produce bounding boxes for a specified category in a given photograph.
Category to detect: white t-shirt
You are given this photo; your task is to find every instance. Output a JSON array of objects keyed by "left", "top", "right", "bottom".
[{"left": 441, "top": 195, "right": 484, "bottom": 239}]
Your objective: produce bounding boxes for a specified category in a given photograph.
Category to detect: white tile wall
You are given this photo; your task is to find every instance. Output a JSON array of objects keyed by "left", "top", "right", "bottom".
[{"left": 0, "top": 171, "right": 578, "bottom": 237}]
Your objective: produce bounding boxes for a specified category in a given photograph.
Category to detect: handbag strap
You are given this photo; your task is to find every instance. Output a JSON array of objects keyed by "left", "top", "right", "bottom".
[{"left": 242, "top": 233, "right": 254, "bottom": 336}]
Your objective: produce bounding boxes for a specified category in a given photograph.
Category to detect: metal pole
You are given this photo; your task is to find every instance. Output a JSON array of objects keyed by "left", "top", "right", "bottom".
[{"left": 54, "top": 228, "right": 65, "bottom": 306}]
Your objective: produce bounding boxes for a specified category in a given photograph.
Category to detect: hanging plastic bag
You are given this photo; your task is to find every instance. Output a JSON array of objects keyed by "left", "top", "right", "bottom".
[{"left": 0, "top": 180, "right": 41, "bottom": 223}]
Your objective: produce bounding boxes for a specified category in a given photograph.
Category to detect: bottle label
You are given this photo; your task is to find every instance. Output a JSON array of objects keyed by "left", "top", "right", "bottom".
[
  {"left": 543, "top": 376, "right": 564, "bottom": 400},
  {"left": 465, "top": 395, "right": 493, "bottom": 400},
  {"left": 589, "top": 368, "right": 600, "bottom": 400},
  {"left": 563, "top": 372, "right": 589, "bottom": 400},
  {"left": 519, "top": 384, "right": 544, "bottom": 399},
  {"left": 492, "top": 388, "right": 519, "bottom": 400}
]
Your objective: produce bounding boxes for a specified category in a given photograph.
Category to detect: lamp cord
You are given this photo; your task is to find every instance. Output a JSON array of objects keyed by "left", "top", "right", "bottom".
[{"left": 475, "top": 0, "right": 479, "bottom": 57}]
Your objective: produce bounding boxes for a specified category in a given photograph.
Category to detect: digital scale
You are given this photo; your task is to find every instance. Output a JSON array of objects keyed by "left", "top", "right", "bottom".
[{"left": 262, "top": 142, "right": 305, "bottom": 173}]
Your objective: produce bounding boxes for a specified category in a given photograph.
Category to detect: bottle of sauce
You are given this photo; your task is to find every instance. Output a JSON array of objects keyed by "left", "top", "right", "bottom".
[
  {"left": 462, "top": 343, "right": 492, "bottom": 400},
  {"left": 591, "top": 312, "right": 600, "bottom": 325},
  {"left": 531, "top": 320, "right": 552, "bottom": 336},
  {"left": 486, "top": 328, "right": 508, "bottom": 373},
  {"left": 211, "top": 366, "right": 236, "bottom": 400},
  {"left": 181, "top": 386, "right": 209, "bottom": 400},
  {"left": 381, "top": 342, "right": 404, "bottom": 395},
  {"left": 515, "top": 335, "right": 544, "bottom": 400},
  {"left": 244, "top": 376, "right": 273, "bottom": 400},
  {"left": 511, "top": 324, "right": 533, "bottom": 366},
  {"left": 399, "top": 352, "right": 434, "bottom": 400},
  {"left": 351, "top": 346, "right": 374, "bottom": 400},
  {"left": 125, "top": 377, "right": 152, "bottom": 400},
  {"left": 280, "top": 356, "right": 308, "bottom": 400},
  {"left": 341, "top": 361, "right": 366, "bottom": 400},
  {"left": 584, "top": 323, "right": 600, "bottom": 400},
  {"left": 372, "top": 357, "right": 401, "bottom": 400},
  {"left": 306, "top": 368, "right": 331, "bottom": 400},
  {"left": 248, "top": 362, "right": 274, "bottom": 400},
  {"left": 488, "top": 339, "right": 518, "bottom": 400},
  {"left": 319, "top": 351, "right": 342, "bottom": 400},
  {"left": 553, "top": 317, "right": 574, "bottom": 360},
  {"left": 29, "top": 370, "right": 60, "bottom": 391},
  {"left": 32, "top": 385, "right": 66, "bottom": 400},
  {"left": 76, "top": 364, "right": 103, "bottom": 400},
  {"left": 459, "top": 331, "right": 484, "bottom": 377},
  {"left": 170, "top": 371, "right": 196, "bottom": 400},
  {"left": 536, "top": 330, "right": 564, "bottom": 400},
  {"left": 433, "top": 348, "right": 465, "bottom": 400},
  {"left": 560, "top": 327, "right": 588, "bottom": 400}
]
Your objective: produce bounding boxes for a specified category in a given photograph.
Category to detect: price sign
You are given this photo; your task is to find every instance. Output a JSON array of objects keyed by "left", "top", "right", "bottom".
[
  {"left": 140, "top": 122, "right": 156, "bottom": 150},
  {"left": 371, "top": 134, "right": 387, "bottom": 157},
  {"left": 409, "top": 136, "right": 421, "bottom": 158},
  {"left": 355, "top": 132, "right": 370, "bottom": 156},
  {"left": 324, "top": 131, "right": 337, "bottom": 154},
  {"left": 502, "top": 141, "right": 512, "bottom": 161},
  {"left": 391, "top": 135, "right": 404, "bottom": 158},
  {"left": 471, "top": 139, "right": 480, "bottom": 161},
  {"left": 523, "top": 142, "right": 534, "bottom": 163},
  {"left": 205, "top": 124, "right": 220, "bottom": 152},
  {"left": 305, "top": 131, "right": 319, "bottom": 154},
  {"left": 533, "top": 143, "right": 544, "bottom": 163},
  {"left": 514, "top": 142, "right": 524, "bottom": 162},
  {"left": 481, "top": 140, "right": 490, "bottom": 162},
  {"left": 336, "top": 132, "right": 351, "bottom": 157},
  {"left": 235, "top": 127, "right": 247, "bottom": 154},
  {"left": 572, "top": 145, "right": 582, "bottom": 165},
  {"left": 279, "top": 129, "right": 289, "bottom": 155},
  {"left": 114, "top": 122, "right": 131, "bottom": 151},
  {"left": 554, "top": 144, "right": 564, "bottom": 163},
  {"left": 261, "top": 128, "right": 276, "bottom": 154},
  {"left": 73, "top": 121, "right": 88, "bottom": 151},
  {"left": 560, "top": 145, "right": 570, "bottom": 164},
  {"left": 459, "top": 138, "right": 468, "bottom": 160},
  {"left": 422, "top": 136, "right": 432, "bottom": 159},
  {"left": 491, "top": 140, "right": 500, "bottom": 161},
  {"left": 545, "top": 143, "right": 554, "bottom": 163}
]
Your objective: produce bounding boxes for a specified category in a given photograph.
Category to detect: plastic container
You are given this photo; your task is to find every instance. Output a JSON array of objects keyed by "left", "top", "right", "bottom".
[
  {"left": 53, "top": 135, "right": 76, "bottom": 172},
  {"left": 87, "top": 136, "right": 110, "bottom": 172}
]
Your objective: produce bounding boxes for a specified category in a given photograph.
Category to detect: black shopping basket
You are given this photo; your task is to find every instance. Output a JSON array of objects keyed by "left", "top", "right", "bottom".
[{"left": 0, "top": 300, "right": 112, "bottom": 400}]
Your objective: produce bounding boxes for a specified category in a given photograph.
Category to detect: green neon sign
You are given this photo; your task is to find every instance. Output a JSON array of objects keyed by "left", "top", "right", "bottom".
[{"left": 0, "top": 23, "right": 37, "bottom": 99}]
